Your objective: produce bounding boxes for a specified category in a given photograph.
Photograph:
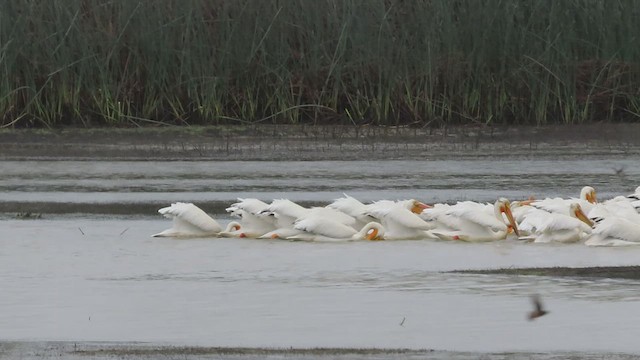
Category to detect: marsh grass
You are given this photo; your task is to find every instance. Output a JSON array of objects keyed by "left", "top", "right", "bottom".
[{"left": 1, "top": 0, "right": 640, "bottom": 127}]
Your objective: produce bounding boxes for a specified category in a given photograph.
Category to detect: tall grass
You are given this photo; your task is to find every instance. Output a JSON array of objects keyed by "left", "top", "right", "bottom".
[{"left": 1, "top": 0, "right": 640, "bottom": 128}]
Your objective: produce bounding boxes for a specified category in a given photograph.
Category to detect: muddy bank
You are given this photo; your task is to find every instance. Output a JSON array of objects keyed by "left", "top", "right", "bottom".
[
  {"left": 2, "top": 123, "right": 640, "bottom": 160},
  {"left": 451, "top": 266, "right": 640, "bottom": 280},
  {"left": 1, "top": 342, "right": 637, "bottom": 360}
]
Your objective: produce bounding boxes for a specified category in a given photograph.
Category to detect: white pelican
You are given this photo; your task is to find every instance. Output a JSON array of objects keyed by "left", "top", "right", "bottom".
[
  {"left": 153, "top": 202, "right": 241, "bottom": 238},
  {"left": 365, "top": 201, "right": 435, "bottom": 240},
  {"left": 589, "top": 200, "right": 640, "bottom": 224},
  {"left": 531, "top": 186, "right": 597, "bottom": 215},
  {"left": 256, "top": 199, "right": 313, "bottom": 238},
  {"left": 518, "top": 203, "right": 593, "bottom": 243},
  {"left": 224, "top": 198, "right": 277, "bottom": 238},
  {"left": 326, "top": 194, "right": 376, "bottom": 228},
  {"left": 260, "top": 199, "right": 308, "bottom": 228},
  {"left": 427, "top": 198, "right": 520, "bottom": 242},
  {"left": 370, "top": 199, "right": 431, "bottom": 215},
  {"left": 625, "top": 186, "right": 640, "bottom": 200},
  {"left": 603, "top": 187, "right": 640, "bottom": 213},
  {"left": 288, "top": 217, "right": 384, "bottom": 242},
  {"left": 257, "top": 199, "right": 357, "bottom": 239},
  {"left": 585, "top": 216, "right": 640, "bottom": 246}
]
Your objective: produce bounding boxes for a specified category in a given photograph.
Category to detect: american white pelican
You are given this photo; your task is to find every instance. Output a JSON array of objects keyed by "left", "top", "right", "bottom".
[
  {"left": 531, "top": 186, "right": 597, "bottom": 215},
  {"left": 153, "top": 202, "right": 240, "bottom": 238},
  {"left": 326, "top": 194, "right": 376, "bottom": 228},
  {"left": 261, "top": 199, "right": 355, "bottom": 227},
  {"left": 257, "top": 199, "right": 357, "bottom": 239},
  {"left": 427, "top": 198, "right": 520, "bottom": 242},
  {"left": 224, "top": 198, "right": 277, "bottom": 238},
  {"left": 625, "top": 186, "right": 640, "bottom": 201},
  {"left": 518, "top": 203, "right": 593, "bottom": 243},
  {"left": 365, "top": 201, "right": 435, "bottom": 240},
  {"left": 256, "top": 199, "right": 314, "bottom": 238},
  {"left": 371, "top": 199, "right": 431, "bottom": 215},
  {"left": 585, "top": 216, "right": 640, "bottom": 246},
  {"left": 603, "top": 188, "right": 640, "bottom": 214},
  {"left": 260, "top": 199, "right": 308, "bottom": 228},
  {"left": 288, "top": 217, "right": 384, "bottom": 242},
  {"left": 589, "top": 200, "right": 640, "bottom": 224}
]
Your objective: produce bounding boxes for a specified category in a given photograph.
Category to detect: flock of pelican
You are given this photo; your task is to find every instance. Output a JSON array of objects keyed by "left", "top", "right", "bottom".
[{"left": 152, "top": 186, "right": 640, "bottom": 246}]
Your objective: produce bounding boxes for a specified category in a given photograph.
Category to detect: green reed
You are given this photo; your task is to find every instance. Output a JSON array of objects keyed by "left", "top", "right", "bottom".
[{"left": 1, "top": 0, "right": 639, "bottom": 128}]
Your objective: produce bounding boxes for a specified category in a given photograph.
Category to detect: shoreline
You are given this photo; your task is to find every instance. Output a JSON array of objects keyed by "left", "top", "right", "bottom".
[
  {"left": 2, "top": 123, "right": 640, "bottom": 160},
  {"left": 1, "top": 341, "right": 637, "bottom": 359}
]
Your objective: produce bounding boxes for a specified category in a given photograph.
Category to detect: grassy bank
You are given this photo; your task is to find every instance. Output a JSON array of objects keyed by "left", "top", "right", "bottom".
[{"left": 2, "top": 0, "right": 640, "bottom": 128}]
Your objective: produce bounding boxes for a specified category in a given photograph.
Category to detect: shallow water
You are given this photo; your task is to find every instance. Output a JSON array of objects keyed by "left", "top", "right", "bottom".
[
  {"left": 2, "top": 158, "right": 640, "bottom": 354},
  {"left": 1, "top": 159, "right": 638, "bottom": 206}
]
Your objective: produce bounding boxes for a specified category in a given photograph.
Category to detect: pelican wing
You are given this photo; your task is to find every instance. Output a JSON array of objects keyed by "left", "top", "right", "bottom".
[
  {"left": 445, "top": 203, "right": 504, "bottom": 230},
  {"left": 593, "top": 217, "right": 640, "bottom": 242},
  {"left": 155, "top": 202, "right": 222, "bottom": 236},
  {"left": 293, "top": 217, "right": 356, "bottom": 239},
  {"left": 542, "top": 213, "right": 591, "bottom": 233},
  {"left": 327, "top": 194, "right": 367, "bottom": 216},
  {"left": 227, "top": 198, "right": 270, "bottom": 215},
  {"left": 266, "top": 199, "right": 308, "bottom": 219},
  {"left": 518, "top": 209, "right": 550, "bottom": 234},
  {"left": 368, "top": 206, "right": 433, "bottom": 231},
  {"left": 520, "top": 208, "right": 591, "bottom": 233},
  {"left": 419, "top": 203, "right": 452, "bottom": 221},
  {"left": 601, "top": 202, "right": 640, "bottom": 222},
  {"left": 531, "top": 197, "right": 569, "bottom": 214},
  {"left": 307, "top": 207, "right": 357, "bottom": 227}
]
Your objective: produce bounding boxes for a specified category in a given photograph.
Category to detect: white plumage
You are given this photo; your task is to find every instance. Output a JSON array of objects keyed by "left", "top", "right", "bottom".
[
  {"left": 530, "top": 186, "right": 597, "bottom": 215},
  {"left": 224, "top": 198, "right": 277, "bottom": 238},
  {"left": 153, "top": 202, "right": 224, "bottom": 238},
  {"left": 289, "top": 217, "right": 384, "bottom": 242},
  {"left": 518, "top": 204, "right": 592, "bottom": 243},
  {"left": 423, "top": 199, "right": 519, "bottom": 242},
  {"left": 365, "top": 202, "right": 434, "bottom": 240},
  {"left": 585, "top": 217, "right": 640, "bottom": 247}
]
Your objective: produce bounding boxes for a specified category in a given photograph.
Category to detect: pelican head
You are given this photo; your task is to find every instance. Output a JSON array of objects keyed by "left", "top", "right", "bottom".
[
  {"left": 365, "top": 227, "right": 382, "bottom": 241},
  {"left": 570, "top": 203, "right": 594, "bottom": 227},
  {"left": 361, "top": 222, "right": 385, "bottom": 241},
  {"left": 410, "top": 200, "right": 431, "bottom": 214},
  {"left": 229, "top": 222, "right": 241, "bottom": 232},
  {"left": 581, "top": 186, "right": 597, "bottom": 204},
  {"left": 496, "top": 198, "right": 520, "bottom": 237}
]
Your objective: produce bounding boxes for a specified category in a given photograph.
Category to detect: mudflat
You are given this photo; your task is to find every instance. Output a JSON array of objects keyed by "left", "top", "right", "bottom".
[
  {"left": 1, "top": 342, "right": 638, "bottom": 360},
  {"left": 1, "top": 123, "right": 639, "bottom": 160}
]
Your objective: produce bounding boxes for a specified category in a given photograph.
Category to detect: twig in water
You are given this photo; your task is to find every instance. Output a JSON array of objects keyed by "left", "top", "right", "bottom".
[
  {"left": 399, "top": 317, "right": 406, "bottom": 326},
  {"left": 78, "top": 228, "right": 85, "bottom": 235},
  {"left": 120, "top": 228, "right": 129, "bottom": 236}
]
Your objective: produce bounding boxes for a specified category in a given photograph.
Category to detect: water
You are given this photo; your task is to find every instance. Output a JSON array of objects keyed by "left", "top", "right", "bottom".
[
  {"left": 1, "top": 159, "right": 638, "bottom": 205},
  {"left": 2, "top": 158, "right": 640, "bottom": 355}
]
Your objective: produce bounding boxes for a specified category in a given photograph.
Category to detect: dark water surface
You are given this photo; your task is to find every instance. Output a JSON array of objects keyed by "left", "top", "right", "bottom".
[{"left": 1, "top": 158, "right": 638, "bottom": 213}]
